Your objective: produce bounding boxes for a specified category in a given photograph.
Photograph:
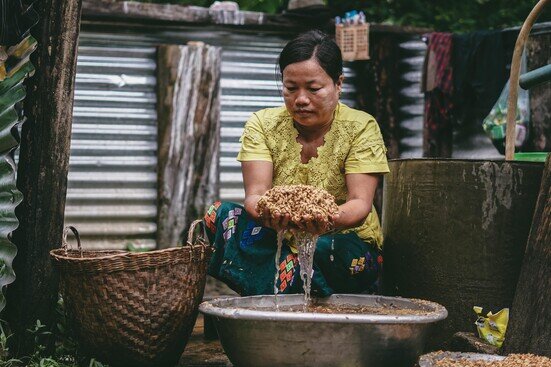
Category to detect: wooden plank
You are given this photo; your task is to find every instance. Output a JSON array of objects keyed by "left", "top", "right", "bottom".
[
  {"left": 156, "top": 43, "right": 221, "bottom": 248},
  {"left": 450, "top": 332, "right": 500, "bottom": 355},
  {"left": 4, "top": 0, "right": 83, "bottom": 356},
  {"left": 502, "top": 155, "right": 551, "bottom": 356},
  {"left": 82, "top": 0, "right": 265, "bottom": 25}
]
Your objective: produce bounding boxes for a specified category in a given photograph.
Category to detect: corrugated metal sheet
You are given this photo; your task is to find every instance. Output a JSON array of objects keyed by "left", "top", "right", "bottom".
[
  {"left": 397, "top": 37, "right": 425, "bottom": 158},
  {"left": 69, "top": 24, "right": 358, "bottom": 249},
  {"left": 66, "top": 40, "right": 158, "bottom": 250},
  {"left": 0, "top": 35, "right": 36, "bottom": 309}
]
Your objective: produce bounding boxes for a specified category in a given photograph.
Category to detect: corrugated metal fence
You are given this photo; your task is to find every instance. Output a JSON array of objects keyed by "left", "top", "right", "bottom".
[
  {"left": 67, "top": 24, "right": 358, "bottom": 249},
  {"left": 398, "top": 38, "right": 425, "bottom": 158},
  {"left": 68, "top": 39, "right": 158, "bottom": 250}
]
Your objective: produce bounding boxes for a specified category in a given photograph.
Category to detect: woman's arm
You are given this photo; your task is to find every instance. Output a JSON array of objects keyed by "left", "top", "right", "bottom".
[
  {"left": 294, "top": 173, "right": 379, "bottom": 234},
  {"left": 242, "top": 161, "right": 272, "bottom": 220},
  {"left": 242, "top": 161, "right": 290, "bottom": 231},
  {"left": 335, "top": 173, "right": 379, "bottom": 229}
]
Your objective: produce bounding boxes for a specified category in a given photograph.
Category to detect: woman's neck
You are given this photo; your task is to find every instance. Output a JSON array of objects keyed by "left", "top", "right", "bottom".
[{"left": 294, "top": 119, "right": 333, "bottom": 142}]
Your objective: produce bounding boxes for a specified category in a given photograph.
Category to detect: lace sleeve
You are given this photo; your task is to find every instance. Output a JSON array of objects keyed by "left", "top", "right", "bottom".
[
  {"left": 237, "top": 112, "right": 273, "bottom": 162},
  {"left": 345, "top": 118, "right": 390, "bottom": 174}
]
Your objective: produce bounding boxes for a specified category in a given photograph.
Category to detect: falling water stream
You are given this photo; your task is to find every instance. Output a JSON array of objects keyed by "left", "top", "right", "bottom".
[
  {"left": 296, "top": 233, "right": 319, "bottom": 308},
  {"left": 274, "top": 231, "right": 319, "bottom": 311},
  {"left": 273, "top": 230, "right": 284, "bottom": 310}
]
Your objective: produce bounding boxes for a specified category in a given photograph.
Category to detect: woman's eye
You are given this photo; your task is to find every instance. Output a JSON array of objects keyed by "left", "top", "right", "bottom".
[
  {"left": 309, "top": 87, "right": 321, "bottom": 92},
  {"left": 285, "top": 86, "right": 297, "bottom": 92}
]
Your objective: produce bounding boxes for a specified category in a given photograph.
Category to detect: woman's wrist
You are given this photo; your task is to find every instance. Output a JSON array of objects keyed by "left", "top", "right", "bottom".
[{"left": 244, "top": 195, "right": 262, "bottom": 221}]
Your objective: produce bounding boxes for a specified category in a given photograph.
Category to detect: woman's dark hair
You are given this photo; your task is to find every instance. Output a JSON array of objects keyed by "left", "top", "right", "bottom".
[{"left": 278, "top": 30, "right": 343, "bottom": 83}]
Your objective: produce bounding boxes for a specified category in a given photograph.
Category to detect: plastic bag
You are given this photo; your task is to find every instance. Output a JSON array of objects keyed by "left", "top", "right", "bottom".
[
  {"left": 482, "top": 52, "right": 530, "bottom": 155},
  {"left": 473, "top": 306, "right": 509, "bottom": 348}
]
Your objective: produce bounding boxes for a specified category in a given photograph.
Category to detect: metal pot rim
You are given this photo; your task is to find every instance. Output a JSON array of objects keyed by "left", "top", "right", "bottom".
[
  {"left": 387, "top": 158, "right": 544, "bottom": 166},
  {"left": 199, "top": 294, "right": 448, "bottom": 324}
]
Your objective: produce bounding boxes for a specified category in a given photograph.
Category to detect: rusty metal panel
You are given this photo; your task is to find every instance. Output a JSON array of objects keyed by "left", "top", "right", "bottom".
[
  {"left": 0, "top": 36, "right": 37, "bottom": 309},
  {"left": 66, "top": 39, "right": 158, "bottom": 250}
]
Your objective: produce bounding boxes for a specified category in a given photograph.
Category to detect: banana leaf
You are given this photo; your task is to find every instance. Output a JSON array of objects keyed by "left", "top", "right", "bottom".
[{"left": 0, "top": 34, "right": 36, "bottom": 312}]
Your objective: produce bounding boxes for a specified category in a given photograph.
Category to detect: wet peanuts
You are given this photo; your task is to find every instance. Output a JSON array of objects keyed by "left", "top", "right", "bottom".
[
  {"left": 256, "top": 185, "right": 339, "bottom": 229},
  {"left": 430, "top": 352, "right": 551, "bottom": 367}
]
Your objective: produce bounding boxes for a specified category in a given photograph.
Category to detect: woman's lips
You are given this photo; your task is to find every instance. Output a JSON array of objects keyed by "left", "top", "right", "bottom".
[{"left": 295, "top": 110, "right": 314, "bottom": 115}]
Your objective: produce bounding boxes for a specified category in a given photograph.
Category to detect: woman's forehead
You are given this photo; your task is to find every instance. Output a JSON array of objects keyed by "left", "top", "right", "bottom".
[{"left": 282, "top": 59, "right": 330, "bottom": 81}]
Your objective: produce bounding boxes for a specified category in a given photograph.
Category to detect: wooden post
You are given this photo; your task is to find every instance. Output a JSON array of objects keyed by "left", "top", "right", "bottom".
[
  {"left": 156, "top": 43, "right": 221, "bottom": 249},
  {"left": 4, "top": 0, "right": 83, "bottom": 356},
  {"left": 526, "top": 32, "right": 551, "bottom": 152},
  {"left": 502, "top": 155, "right": 551, "bottom": 356}
]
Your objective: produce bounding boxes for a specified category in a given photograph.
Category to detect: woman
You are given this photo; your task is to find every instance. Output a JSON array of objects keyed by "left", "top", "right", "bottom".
[{"left": 203, "top": 30, "right": 389, "bottom": 297}]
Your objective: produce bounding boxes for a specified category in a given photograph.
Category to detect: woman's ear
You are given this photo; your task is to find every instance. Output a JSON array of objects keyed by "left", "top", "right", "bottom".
[{"left": 336, "top": 74, "right": 345, "bottom": 94}]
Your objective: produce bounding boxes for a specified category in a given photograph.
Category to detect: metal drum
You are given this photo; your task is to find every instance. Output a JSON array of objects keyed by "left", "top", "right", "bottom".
[
  {"left": 199, "top": 294, "right": 447, "bottom": 367},
  {"left": 382, "top": 159, "right": 544, "bottom": 348}
]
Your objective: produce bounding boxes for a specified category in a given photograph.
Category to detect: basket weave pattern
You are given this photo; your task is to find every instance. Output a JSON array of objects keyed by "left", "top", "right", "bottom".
[
  {"left": 50, "top": 224, "right": 212, "bottom": 367},
  {"left": 335, "top": 23, "right": 370, "bottom": 61}
]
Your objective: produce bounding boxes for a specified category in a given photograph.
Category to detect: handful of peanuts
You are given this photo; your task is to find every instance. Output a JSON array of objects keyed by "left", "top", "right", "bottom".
[{"left": 255, "top": 185, "right": 339, "bottom": 230}]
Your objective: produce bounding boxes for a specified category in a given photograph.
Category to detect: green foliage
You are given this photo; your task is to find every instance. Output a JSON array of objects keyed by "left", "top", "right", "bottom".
[
  {"left": 125, "top": 242, "right": 150, "bottom": 252},
  {"left": 328, "top": 0, "right": 551, "bottom": 32},
  {"left": 0, "top": 299, "right": 108, "bottom": 367},
  {"left": 0, "top": 36, "right": 37, "bottom": 313}
]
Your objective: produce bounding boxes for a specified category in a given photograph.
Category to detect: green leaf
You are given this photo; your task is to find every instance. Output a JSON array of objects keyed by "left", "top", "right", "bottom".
[{"left": 0, "top": 35, "right": 36, "bottom": 314}]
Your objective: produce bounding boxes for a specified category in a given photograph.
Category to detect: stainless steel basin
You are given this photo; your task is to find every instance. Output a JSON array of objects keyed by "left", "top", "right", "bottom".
[{"left": 199, "top": 294, "right": 447, "bottom": 367}]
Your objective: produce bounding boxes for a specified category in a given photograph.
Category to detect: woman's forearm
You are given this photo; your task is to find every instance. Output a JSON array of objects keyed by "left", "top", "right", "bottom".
[{"left": 334, "top": 199, "right": 372, "bottom": 230}]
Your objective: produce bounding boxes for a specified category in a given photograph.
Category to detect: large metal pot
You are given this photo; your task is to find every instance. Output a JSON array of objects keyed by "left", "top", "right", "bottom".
[
  {"left": 199, "top": 294, "right": 447, "bottom": 367},
  {"left": 382, "top": 159, "right": 544, "bottom": 349}
]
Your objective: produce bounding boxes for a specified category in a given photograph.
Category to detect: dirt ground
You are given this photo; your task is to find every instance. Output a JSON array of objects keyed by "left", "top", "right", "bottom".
[{"left": 178, "top": 315, "right": 231, "bottom": 367}]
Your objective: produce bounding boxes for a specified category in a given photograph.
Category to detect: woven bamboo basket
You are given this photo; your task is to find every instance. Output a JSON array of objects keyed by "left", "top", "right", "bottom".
[
  {"left": 50, "top": 220, "right": 212, "bottom": 367},
  {"left": 335, "top": 23, "right": 370, "bottom": 61}
]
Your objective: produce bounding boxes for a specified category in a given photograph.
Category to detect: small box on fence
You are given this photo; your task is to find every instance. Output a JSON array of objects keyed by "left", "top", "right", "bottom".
[{"left": 335, "top": 23, "right": 370, "bottom": 61}]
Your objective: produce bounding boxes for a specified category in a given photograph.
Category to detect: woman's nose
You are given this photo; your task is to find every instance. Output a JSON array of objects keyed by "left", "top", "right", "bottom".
[{"left": 295, "top": 91, "right": 310, "bottom": 106}]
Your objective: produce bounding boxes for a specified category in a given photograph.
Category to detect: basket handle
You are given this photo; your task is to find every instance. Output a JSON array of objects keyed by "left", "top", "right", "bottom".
[
  {"left": 62, "top": 226, "right": 82, "bottom": 255},
  {"left": 186, "top": 219, "right": 209, "bottom": 247}
]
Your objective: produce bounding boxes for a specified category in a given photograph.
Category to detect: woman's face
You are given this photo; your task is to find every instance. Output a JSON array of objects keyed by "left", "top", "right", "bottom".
[{"left": 282, "top": 58, "right": 343, "bottom": 128}]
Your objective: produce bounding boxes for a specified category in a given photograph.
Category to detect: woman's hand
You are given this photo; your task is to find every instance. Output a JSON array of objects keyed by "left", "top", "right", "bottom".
[
  {"left": 244, "top": 191, "right": 293, "bottom": 232},
  {"left": 259, "top": 208, "right": 292, "bottom": 232},
  {"left": 293, "top": 212, "right": 340, "bottom": 235}
]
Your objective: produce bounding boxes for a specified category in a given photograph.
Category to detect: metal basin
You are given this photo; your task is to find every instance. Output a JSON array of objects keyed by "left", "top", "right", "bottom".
[{"left": 199, "top": 294, "right": 447, "bottom": 367}]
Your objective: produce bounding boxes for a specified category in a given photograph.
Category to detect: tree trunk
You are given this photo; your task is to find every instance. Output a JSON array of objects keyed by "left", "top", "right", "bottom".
[
  {"left": 502, "top": 155, "right": 551, "bottom": 357},
  {"left": 4, "top": 0, "right": 82, "bottom": 356},
  {"left": 156, "top": 43, "right": 221, "bottom": 249},
  {"left": 526, "top": 33, "right": 551, "bottom": 152}
]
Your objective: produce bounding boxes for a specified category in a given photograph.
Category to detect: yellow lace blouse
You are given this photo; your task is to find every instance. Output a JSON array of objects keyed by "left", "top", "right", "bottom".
[{"left": 237, "top": 102, "right": 390, "bottom": 248}]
